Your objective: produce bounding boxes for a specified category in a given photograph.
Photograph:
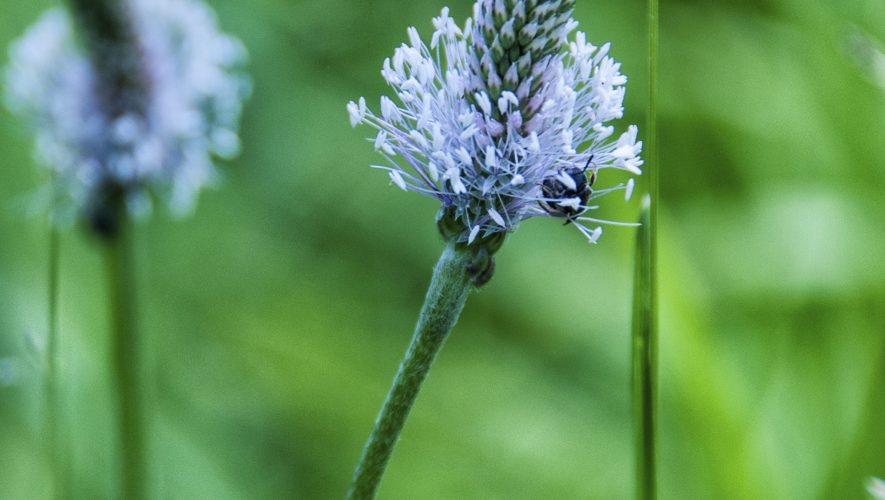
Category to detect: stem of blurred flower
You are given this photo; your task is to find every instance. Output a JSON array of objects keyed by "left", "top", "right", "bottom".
[
  {"left": 45, "top": 223, "right": 66, "bottom": 498},
  {"left": 105, "top": 208, "right": 145, "bottom": 500},
  {"left": 632, "top": 0, "right": 659, "bottom": 494},
  {"left": 347, "top": 243, "right": 473, "bottom": 499},
  {"left": 61, "top": 0, "right": 148, "bottom": 496}
]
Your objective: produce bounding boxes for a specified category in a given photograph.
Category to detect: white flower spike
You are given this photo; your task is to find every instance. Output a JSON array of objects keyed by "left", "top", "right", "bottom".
[
  {"left": 348, "top": 0, "right": 641, "bottom": 249},
  {"left": 348, "top": 3, "right": 644, "bottom": 496},
  {"left": 4, "top": 0, "right": 251, "bottom": 226},
  {"left": 869, "top": 477, "right": 885, "bottom": 500}
]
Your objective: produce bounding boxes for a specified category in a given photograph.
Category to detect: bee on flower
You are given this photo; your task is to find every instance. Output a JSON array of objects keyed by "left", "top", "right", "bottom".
[
  {"left": 347, "top": 3, "right": 647, "bottom": 497},
  {"left": 348, "top": 1, "right": 642, "bottom": 252}
]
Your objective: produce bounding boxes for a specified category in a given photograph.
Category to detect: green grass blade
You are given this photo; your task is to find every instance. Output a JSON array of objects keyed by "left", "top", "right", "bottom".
[
  {"left": 632, "top": 195, "right": 657, "bottom": 500},
  {"left": 633, "top": 0, "right": 660, "bottom": 495}
]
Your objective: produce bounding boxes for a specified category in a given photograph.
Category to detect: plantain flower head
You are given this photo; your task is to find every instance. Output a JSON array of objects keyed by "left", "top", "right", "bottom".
[
  {"left": 869, "top": 477, "right": 885, "bottom": 500},
  {"left": 846, "top": 28, "right": 885, "bottom": 92},
  {"left": 348, "top": 1, "right": 641, "bottom": 249},
  {"left": 4, "top": 0, "right": 250, "bottom": 226}
]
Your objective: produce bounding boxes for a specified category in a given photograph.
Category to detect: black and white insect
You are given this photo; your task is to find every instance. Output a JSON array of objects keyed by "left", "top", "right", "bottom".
[{"left": 539, "top": 155, "right": 597, "bottom": 225}]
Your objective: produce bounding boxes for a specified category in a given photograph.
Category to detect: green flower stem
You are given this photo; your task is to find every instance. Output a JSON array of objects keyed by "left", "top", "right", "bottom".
[
  {"left": 347, "top": 243, "right": 474, "bottom": 500},
  {"left": 632, "top": 197, "right": 656, "bottom": 500},
  {"left": 63, "top": 1, "right": 148, "bottom": 494},
  {"left": 105, "top": 209, "right": 145, "bottom": 500}
]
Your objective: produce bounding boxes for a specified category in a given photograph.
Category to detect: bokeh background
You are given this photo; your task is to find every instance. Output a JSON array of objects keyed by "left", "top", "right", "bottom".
[{"left": 1, "top": 0, "right": 883, "bottom": 498}]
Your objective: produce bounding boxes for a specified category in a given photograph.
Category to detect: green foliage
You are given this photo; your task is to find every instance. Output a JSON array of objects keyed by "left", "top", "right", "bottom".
[{"left": 0, "top": 0, "right": 882, "bottom": 498}]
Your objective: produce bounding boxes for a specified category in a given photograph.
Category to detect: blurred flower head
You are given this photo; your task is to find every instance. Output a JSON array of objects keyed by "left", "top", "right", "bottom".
[
  {"left": 348, "top": 1, "right": 641, "bottom": 246},
  {"left": 869, "top": 477, "right": 885, "bottom": 500},
  {"left": 0, "top": 357, "right": 25, "bottom": 388},
  {"left": 4, "top": 0, "right": 251, "bottom": 224},
  {"left": 846, "top": 27, "right": 885, "bottom": 92}
]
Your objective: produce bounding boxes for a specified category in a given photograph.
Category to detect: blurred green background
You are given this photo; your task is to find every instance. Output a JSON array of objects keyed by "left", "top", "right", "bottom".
[{"left": 1, "top": 0, "right": 883, "bottom": 498}]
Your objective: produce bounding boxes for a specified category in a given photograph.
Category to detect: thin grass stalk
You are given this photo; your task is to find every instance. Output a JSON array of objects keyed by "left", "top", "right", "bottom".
[
  {"left": 648, "top": 0, "right": 659, "bottom": 247},
  {"left": 45, "top": 224, "right": 65, "bottom": 498},
  {"left": 631, "top": 0, "right": 659, "bottom": 495},
  {"left": 632, "top": 195, "right": 656, "bottom": 500}
]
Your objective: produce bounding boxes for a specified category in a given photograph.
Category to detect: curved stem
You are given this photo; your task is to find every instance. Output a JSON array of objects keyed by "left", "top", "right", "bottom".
[
  {"left": 105, "top": 210, "right": 145, "bottom": 500},
  {"left": 347, "top": 243, "right": 473, "bottom": 499}
]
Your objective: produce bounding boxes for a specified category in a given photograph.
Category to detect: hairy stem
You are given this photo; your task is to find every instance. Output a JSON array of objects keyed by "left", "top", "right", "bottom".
[{"left": 347, "top": 243, "right": 473, "bottom": 499}]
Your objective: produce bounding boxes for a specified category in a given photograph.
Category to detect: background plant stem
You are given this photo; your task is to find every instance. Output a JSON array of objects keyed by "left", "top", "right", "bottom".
[
  {"left": 648, "top": 0, "right": 659, "bottom": 243},
  {"left": 105, "top": 210, "right": 145, "bottom": 500},
  {"left": 347, "top": 243, "right": 473, "bottom": 499},
  {"left": 632, "top": 196, "right": 656, "bottom": 500},
  {"left": 632, "top": 0, "right": 659, "bottom": 495}
]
